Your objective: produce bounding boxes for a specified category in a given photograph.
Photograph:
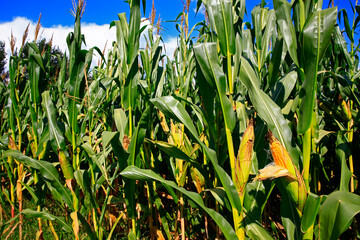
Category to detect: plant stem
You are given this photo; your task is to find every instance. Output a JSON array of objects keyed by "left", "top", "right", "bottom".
[
  {"left": 129, "top": 106, "right": 133, "bottom": 138},
  {"left": 348, "top": 119, "right": 354, "bottom": 192},
  {"left": 222, "top": 93, "right": 243, "bottom": 237},
  {"left": 232, "top": 208, "right": 245, "bottom": 239},
  {"left": 72, "top": 132, "right": 77, "bottom": 170},
  {"left": 37, "top": 205, "right": 42, "bottom": 234},
  {"left": 227, "top": 52, "right": 233, "bottom": 94},
  {"left": 180, "top": 194, "right": 185, "bottom": 240},
  {"left": 17, "top": 164, "right": 23, "bottom": 240},
  {"left": 224, "top": 126, "right": 243, "bottom": 237},
  {"left": 303, "top": 128, "right": 312, "bottom": 191}
]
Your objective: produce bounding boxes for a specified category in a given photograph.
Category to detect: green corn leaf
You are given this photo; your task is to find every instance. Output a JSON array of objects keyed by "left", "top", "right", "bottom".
[
  {"left": 8, "top": 57, "right": 20, "bottom": 122},
  {"left": 42, "top": 90, "right": 74, "bottom": 180},
  {"left": 260, "top": 9, "right": 276, "bottom": 68},
  {"left": 146, "top": 139, "right": 193, "bottom": 162},
  {"left": 271, "top": 70, "right": 298, "bottom": 106},
  {"left": 239, "top": 57, "right": 300, "bottom": 166},
  {"left": 268, "top": 37, "right": 284, "bottom": 88},
  {"left": 151, "top": 96, "right": 199, "bottom": 139},
  {"left": 301, "top": 193, "right": 321, "bottom": 233},
  {"left": 42, "top": 91, "right": 66, "bottom": 151},
  {"left": 193, "top": 43, "right": 236, "bottom": 132},
  {"left": 204, "top": 0, "right": 235, "bottom": 57},
  {"left": 338, "top": 9, "right": 354, "bottom": 43},
  {"left": 17, "top": 209, "right": 72, "bottom": 233},
  {"left": 154, "top": 197, "right": 172, "bottom": 240},
  {"left": 68, "top": 48, "right": 93, "bottom": 135},
  {"left": 244, "top": 181, "right": 275, "bottom": 222},
  {"left": 18, "top": 181, "right": 39, "bottom": 204},
  {"left": 273, "top": 0, "right": 299, "bottom": 66},
  {"left": 244, "top": 211, "right": 275, "bottom": 240},
  {"left": 335, "top": 133, "right": 352, "bottom": 192},
  {"left": 277, "top": 179, "right": 302, "bottom": 240},
  {"left": 28, "top": 42, "right": 45, "bottom": 70},
  {"left": 28, "top": 42, "right": 45, "bottom": 111},
  {"left": 82, "top": 142, "right": 108, "bottom": 182},
  {"left": 128, "top": 105, "right": 152, "bottom": 165},
  {"left": 127, "top": 0, "right": 141, "bottom": 64},
  {"left": 103, "top": 131, "right": 129, "bottom": 171},
  {"left": 76, "top": 211, "right": 98, "bottom": 239},
  {"left": 334, "top": 26, "right": 354, "bottom": 70},
  {"left": 195, "top": 64, "right": 217, "bottom": 141},
  {"left": 74, "top": 170, "right": 99, "bottom": 210},
  {"left": 151, "top": 96, "right": 242, "bottom": 213},
  {"left": 123, "top": 57, "right": 139, "bottom": 110},
  {"left": 114, "top": 108, "right": 128, "bottom": 142},
  {"left": 319, "top": 191, "right": 360, "bottom": 240},
  {"left": 57, "top": 54, "right": 67, "bottom": 106},
  {"left": 66, "top": 5, "right": 93, "bottom": 136},
  {"left": 88, "top": 77, "right": 113, "bottom": 107},
  {"left": 121, "top": 166, "right": 238, "bottom": 240},
  {"left": 354, "top": 5, "right": 360, "bottom": 30},
  {"left": 2, "top": 150, "right": 73, "bottom": 209},
  {"left": 252, "top": 5, "right": 263, "bottom": 57},
  {"left": 128, "top": 231, "right": 137, "bottom": 240},
  {"left": 112, "top": 14, "right": 128, "bottom": 65},
  {"left": 206, "top": 187, "right": 231, "bottom": 210},
  {"left": 145, "top": 139, "right": 210, "bottom": 184},
  {"left": 298, "top": 7, "right": 337, "bottom": 133},
  {"left": 242, "top": 29, "right": 258, "bottom": 69},
  {"left": 334, "top": 72, "right": 360, "bottom": 107}
]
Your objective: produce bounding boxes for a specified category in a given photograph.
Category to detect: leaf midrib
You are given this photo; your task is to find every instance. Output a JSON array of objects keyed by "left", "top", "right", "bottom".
[{"left": 241, "top": 59, "right": 287, "bottom": 147}]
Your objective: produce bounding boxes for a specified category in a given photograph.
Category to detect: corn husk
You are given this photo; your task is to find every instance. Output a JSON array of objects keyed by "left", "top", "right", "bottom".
[
  {"left": 235, "top": 119, "right": 254, "bottom": 197},
  {"left": 254, "top": 131, "right": 307, "bottom": 210}
]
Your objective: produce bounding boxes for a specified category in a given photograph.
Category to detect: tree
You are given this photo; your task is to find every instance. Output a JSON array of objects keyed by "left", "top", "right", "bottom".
[
  {"left": 20, "top": 38, "right": 64, "bottom": 82},
  {"left": 0, "top": 41, "right": 6, "bottom": 76}
]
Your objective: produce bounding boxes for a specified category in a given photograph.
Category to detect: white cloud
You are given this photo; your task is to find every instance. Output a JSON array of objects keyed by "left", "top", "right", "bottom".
[
  {"left": 0, "top": 17, "right": 178, "bottom": 70},
  {"left": 0, "top": 17, "right": 117, "bottom": 69},
  {"left": 162, "top": 36, "right": 178, "bottom": 61}
]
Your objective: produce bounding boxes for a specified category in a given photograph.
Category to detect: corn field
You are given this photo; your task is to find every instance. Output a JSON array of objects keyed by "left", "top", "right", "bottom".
[{"left": 0, "top": 0, "right": 360, "bottom": 239}]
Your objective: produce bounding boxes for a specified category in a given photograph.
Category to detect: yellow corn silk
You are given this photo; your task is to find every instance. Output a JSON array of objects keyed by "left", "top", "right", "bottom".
[
  {"left": 253, "top": 162, "right": 297, "bottom": 181},
  {"left": 235, "top": 119, "right": 254, "bottom": 199},
  {"left": 254, "top": 131, "right": 307, "bottom": 211}
]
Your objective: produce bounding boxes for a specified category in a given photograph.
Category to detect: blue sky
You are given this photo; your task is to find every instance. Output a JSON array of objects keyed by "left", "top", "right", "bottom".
[
  {"left": 1, "top": 0, "right": 356, "bottom": 37},
  {"left": 0, "top": 0, "right": 358, "bottom": 64}
]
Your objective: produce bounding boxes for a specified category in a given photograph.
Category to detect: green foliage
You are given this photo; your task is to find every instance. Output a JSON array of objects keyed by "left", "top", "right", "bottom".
[
  {"left": 0, "top": 0, "right": 359, "bottom": 239},
  {"left": 0, "top": 41, "right": 6, "bottom": 76}
]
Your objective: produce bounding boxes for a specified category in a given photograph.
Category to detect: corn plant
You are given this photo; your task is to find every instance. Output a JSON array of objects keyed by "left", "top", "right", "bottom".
[{"left": 1, "top": 0, "right": 360, "bottom": 239}]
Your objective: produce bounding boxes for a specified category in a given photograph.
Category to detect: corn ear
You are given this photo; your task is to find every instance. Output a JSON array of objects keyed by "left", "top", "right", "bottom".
[
  {"left": 235, "top": 119, "right": 254, "bottom": 197},
  {"left": 338, "top": 95, "right": 352, "bottom": 121},
  {"left": 58, "top": 150, "right": 74, "bottom": 189},
  {"left": 266, "top": 131, "right": 296, "bottom": 177},
  {"left": 254, "top": 131, "right": 307, "bottom": 210}
]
